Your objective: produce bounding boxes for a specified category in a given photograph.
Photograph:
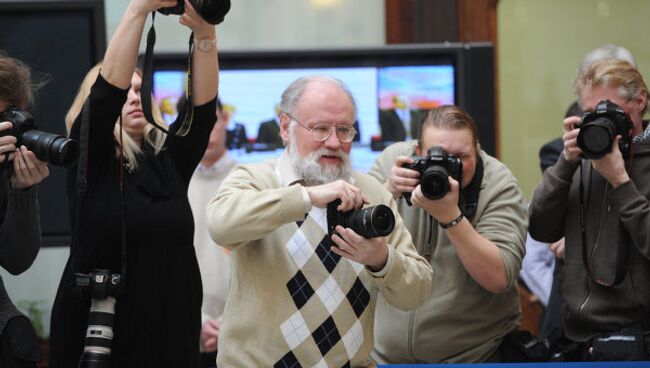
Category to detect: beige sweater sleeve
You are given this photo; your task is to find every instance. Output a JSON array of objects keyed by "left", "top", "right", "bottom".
[
  {"left": 355, "top": 174, "right": 433, "bottom": 311},
  {"left": 207, "top": 163, "right": 307, "bottom": 248}
]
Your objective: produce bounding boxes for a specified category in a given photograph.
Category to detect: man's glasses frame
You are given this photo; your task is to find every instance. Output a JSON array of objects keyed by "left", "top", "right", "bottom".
[{"left": 284, "top": 113, "right": 357, "bottom": 143}]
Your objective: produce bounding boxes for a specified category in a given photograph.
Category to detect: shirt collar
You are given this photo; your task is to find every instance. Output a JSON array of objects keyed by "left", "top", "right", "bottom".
[
  {"left": 196, "top": 152, "right": 234, "bottom": 176},
  {"left": 276, "top": 150, "right": 302, "bottom": 187}
]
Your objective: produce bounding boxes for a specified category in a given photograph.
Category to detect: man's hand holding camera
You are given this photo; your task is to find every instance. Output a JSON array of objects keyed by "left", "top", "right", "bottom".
[
  {"left": 410, "top": 176, "right": 463, "bottom": 226},
  {"left": 305, "top": 179, "right": 368, "bottom": 211},
  {"left": 562, "top": 115, "right": 582, "bottom": 163},
  {"left": 306, "top": 180, "right": 392, "bottom": 271},
  {"left": 384, "top": 155, "right": 419, "bottom": 199},
  {"left": 330, "top": 225, "right": 388, "bottom": 272},
  {"left": 591, "top": 135, "right": 630, "bottom": 188}
]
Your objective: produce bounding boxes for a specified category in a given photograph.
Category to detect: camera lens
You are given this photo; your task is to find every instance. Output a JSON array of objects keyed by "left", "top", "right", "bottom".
[
  {"left": 577, "top": 117, "right": 616, "bottom": 159},
  {"left": 420, "top": 166, "right": 450, "bottom": 200},
  {"left": 79, "top": 297, "right": 116, "bottom": 368},
  {"left": 345, "top": 205, "right": 395, "bottom": 238},
  {"left": 22, "top": 130, "right": 80, "bottom": 167}
]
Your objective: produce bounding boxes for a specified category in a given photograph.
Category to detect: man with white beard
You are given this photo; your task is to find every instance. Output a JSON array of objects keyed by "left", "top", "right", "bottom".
[{"left": 206, "top": 75, "right": 432, "bottom": 368}]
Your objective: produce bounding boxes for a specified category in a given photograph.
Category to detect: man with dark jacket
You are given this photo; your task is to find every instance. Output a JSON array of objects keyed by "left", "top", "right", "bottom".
[{"left": 529, "top": 58, "right": 650, "bottom": 360}]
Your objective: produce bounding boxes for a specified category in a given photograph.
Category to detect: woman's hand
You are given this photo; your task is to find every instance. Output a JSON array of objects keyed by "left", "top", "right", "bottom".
[
  {"left": 128, "top": 0, "right": 178, "bottom": 17},
  {"left": 180, "top": 0, "right": 216, "bottom": 40},
  {"left": 10, "top": 146, "right": 49, "bottom": 190}
]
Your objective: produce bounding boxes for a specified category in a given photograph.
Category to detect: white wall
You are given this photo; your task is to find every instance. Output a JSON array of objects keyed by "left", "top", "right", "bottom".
[
  {"left": 4, "top": 0, "right": 384, "bottom": 338},
  {"left": 106, "top": 0, "right": 385, "bottom": 51}
]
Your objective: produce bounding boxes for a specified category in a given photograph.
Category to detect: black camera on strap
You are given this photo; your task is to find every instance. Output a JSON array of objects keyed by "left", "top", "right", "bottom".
[
  {"left": 159, "top": 0, "right": 230, "bottom": 25},
  {"left": 74, "top": 269, "right": 123, "bottom": 368}
]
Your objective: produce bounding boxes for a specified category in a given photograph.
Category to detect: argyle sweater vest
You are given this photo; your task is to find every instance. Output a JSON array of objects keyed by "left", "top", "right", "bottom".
[{"left": 275, "top": 206, "right": 374, "bottom": 368}]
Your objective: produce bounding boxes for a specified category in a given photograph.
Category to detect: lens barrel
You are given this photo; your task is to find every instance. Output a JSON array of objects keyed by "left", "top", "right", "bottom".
[
  {"left": 577, "top": 117, "right": 617, "bottom": 159},
  {"left": 22, "top": 130, "right": 80, "bottom": 167},
  {"left": 345, "top": 205, "right": 396, "bottom": 238},
  {"left": 420, "top": 165, "right": 450, "bottom": 200},
  {"left": 78, "top": 297, "right": 116, "bottom": 368}
]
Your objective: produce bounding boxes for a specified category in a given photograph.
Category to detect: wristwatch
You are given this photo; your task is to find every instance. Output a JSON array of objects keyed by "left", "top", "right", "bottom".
[{"left": 195, "top": 37, "right": 217, "bottom": 52}]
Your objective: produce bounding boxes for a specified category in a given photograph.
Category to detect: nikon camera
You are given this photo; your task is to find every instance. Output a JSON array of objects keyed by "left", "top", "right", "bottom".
[
  {"left": 576, "top": 99, "right": 633, "bottom": 159},
  {"left": 0, "top": 107, "right": 79, "bottom": 167},
  {"left": 402, "top": 146, "right": 462, "bottom": 204},
  {"left": 327, "top": 199, "right": 395, "bottom": 239}
]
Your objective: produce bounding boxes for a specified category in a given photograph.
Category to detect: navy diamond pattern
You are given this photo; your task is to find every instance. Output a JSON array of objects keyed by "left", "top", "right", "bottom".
[
  {"left": 346, "top": 278, "right": 370, "bottom": 318},
  {"left": 274, "top": 351, "right": 301, "bottom": 368},
  {"left": 340, "top": 361, "right": 351, "bottom": 368},
  {"left": 287, "top": 270, "right": 315, "bottom": 310},
  {"left": 311, "top": 316, "right": 341, "bottom": 356},
  {"left": 315, "top": 235, "right": 341, "bottom": 273}
]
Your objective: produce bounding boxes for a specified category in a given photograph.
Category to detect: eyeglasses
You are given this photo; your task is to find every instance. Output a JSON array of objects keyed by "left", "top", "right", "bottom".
[{"left": 286, "top": 114, "right": 357, "bottom": 143}]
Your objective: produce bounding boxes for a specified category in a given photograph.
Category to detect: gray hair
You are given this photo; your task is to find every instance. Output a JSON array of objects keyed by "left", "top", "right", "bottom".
[
  {"left": 577, "top": 44, "right": 636, "bottom": 78},
  {"left": 278, "top": 75, "right": 357, "bottom": 118}
]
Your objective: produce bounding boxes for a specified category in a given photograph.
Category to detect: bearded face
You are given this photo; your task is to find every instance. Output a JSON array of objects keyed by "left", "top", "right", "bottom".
[{"left": 288, "top": 122, "right": 352, "bottom": 185}]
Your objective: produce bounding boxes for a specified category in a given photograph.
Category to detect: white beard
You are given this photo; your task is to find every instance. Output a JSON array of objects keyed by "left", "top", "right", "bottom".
[{"left": 288, "top": 127, "right": 352, "bottom": 185}]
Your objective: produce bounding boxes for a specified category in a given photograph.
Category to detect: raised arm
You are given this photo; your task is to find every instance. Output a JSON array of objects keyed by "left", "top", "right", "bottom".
[
  {"left": 101, "top": 0, "right": 176, "bottom": 89},
  {"left": 180, "top": 0, "right": 219, "bottom": 105}
]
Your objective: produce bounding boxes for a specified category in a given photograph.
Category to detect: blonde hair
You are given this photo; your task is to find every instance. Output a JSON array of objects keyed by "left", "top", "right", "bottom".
[
  {"left": 65, "top": 63, "right": 167, "bottom": 170},
  {"left": 574, "top": 59, "right": 649, "bottom": 114}
]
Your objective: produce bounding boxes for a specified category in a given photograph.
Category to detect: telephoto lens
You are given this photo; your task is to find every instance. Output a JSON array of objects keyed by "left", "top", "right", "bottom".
[
  {"left": 78, "top": 297, "right": 116, "bottom": 368},
  {"left": 22, "top": 129, "right": 79, "bottom": 168}
]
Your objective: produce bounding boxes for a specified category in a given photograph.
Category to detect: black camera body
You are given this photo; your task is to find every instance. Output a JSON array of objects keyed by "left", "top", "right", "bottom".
[
  {"left": 576, "top": 99, "right": 633, "bottom": 159},
  {"left": 327, "top": 199, "right": 395, "bottom": 239},
  {"left": 0, "top": 107, "right": 79, "bottom": 167},
  {"left": 75, "top": 269, "right": 122, "bottom": 368},
  {"left": 159, "top": 0, "right": 231, "bottom": 25},
  {"left": 402, "top": 146, "right": 463, "bottom": 203}
]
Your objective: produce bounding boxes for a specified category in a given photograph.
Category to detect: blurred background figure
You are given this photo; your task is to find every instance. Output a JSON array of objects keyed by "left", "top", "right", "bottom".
[{"left": 187, "top": 98, "right": 237, "bottom": 368}]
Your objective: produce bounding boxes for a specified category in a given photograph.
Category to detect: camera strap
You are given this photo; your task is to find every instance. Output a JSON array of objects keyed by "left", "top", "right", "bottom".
[
  {"left": 70, "top": 99, "right": 127, "bottom": 296},
  {"left": 578, "top": 161, "right": 630, "bottom": 287},
  {"left": 460, "top": 154, "right": 483, "bottom": 220},
  {"left": 141, "top": 12, "right": 195, "bottom": 137}
]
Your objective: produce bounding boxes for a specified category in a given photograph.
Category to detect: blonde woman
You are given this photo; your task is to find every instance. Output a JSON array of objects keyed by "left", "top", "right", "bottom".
[{"left": 48, "top": 0, "right": 219, "bottom": 366}]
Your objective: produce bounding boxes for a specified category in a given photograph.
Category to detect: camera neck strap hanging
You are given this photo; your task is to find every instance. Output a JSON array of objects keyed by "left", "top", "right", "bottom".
[
  {"left": 578, "top": 160, "right": 630, "bottom": 287},
  {"left": 141, "top": 12, "right": 195, "bottom": 137},
  {"left": 71, "top": 99, "right": 127, "bottom": 295}
]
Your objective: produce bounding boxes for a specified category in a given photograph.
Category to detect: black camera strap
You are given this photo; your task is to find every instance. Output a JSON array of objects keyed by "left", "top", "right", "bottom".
[
  {"left": 578, "top": 160, "right": 630, "bottom": 287},
  {"left": 71, "top": 99, "right": 127, "bottom": 295},
  {"left": 141, "top": 12, "right": 195, "bottom": 137}
]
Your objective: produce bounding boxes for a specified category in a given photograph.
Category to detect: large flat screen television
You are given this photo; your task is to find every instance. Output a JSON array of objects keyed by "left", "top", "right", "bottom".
[
  {"left": 0, "top": 0, "right": 106, "bottom": 246},
  {"left": 152, "top": 43, "right": 495, "bottom": 173}
]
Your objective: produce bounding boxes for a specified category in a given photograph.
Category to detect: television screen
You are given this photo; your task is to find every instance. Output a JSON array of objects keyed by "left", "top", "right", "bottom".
[{"left": 154, "top": 63, "right": 456, "bottom": 172}]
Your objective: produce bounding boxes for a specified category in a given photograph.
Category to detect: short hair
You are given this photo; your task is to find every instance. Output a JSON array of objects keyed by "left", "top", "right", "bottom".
[
  {"left": 278, "top": 75, "right": 357, "bottom": 118},
  {"left": 418, "top": 105, "right": 479, "bottom": 150},
  {"left": 577, "top": 45, "right": 636, "bottom": 79},
  {"left": 574, "top": 59, "right": 649, "bottom": 114},
  {"left": 0, "top": 51, "right": 40, "bottom": 109}
]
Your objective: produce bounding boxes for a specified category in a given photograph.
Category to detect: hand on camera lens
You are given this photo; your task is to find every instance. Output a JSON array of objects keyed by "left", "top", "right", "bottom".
[
  {"left": 10, "top": 146, "right": 49, "bottom": 190},
  {"left": 591, "top": 135, "right": 629, "bottom": 188},
  {"left": 411, "top": 176, "right": 461, "bottom": 224},
  {"left": 180, "top": 0, "right": 216, "bottom": 39},
  {"left": 306, "top": 180, "right": 368, "bottom": 212},
  {"left": 385, "top": 155, "right": 419, "bottom": 199},
  {"left": 330, "top": 225, "right": 389, "bottom": 271},
  {"left": 562, "top": 116, "right": 582, "bottom": 163}
]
